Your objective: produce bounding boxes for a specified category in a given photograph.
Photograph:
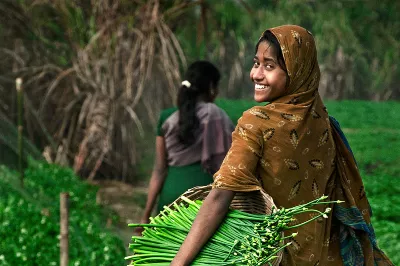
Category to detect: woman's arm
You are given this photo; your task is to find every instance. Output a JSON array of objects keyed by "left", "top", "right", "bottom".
[
  {"left": 171, "top": 108, "right": 264, "bottom": 264},
  {"left": 140, "top": 136, "right": 168, "bottom": 225},
  {"left": 170, "top": 188, "right": 235, "bottom": 266}
]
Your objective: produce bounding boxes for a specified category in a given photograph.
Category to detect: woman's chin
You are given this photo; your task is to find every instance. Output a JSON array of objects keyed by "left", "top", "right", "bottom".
[{"left": 254, "top": 92, "right": 270, "bottom": 103}]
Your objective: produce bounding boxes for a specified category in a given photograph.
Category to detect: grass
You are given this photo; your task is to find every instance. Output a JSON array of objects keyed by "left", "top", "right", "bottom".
[
  {"left": 0, "top": 160, "right": 126, "bottom": 266},
  {"left": 2, "top": 99, "right": 397, "bottom": 264},
  {"left": 339, "top": 129, "right": 400, "bottom": 263}
]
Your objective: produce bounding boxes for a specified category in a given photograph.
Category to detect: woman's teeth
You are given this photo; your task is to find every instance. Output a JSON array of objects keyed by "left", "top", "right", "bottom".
[{"left": 255, "top": 84, "right": 268, "bottom": 90}]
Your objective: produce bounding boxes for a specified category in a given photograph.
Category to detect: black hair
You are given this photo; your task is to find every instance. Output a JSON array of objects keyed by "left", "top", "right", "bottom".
[
  {"left": 256, "top": 30, "right": 288, "bottom": 74},
  {"left": 177, "top": 61, "right": 220, "bottom": 146}
]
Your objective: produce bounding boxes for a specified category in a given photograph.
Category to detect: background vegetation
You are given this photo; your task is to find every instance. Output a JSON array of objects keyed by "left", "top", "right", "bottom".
[
  {"left": 327, "top": 101, "right": 400, "bottom": 263},
  {"left": 0, "top": 0, "right": 398, "bottom": 181},
  {"left": 0, "top": 160, "right": 125, "bottom": 266},
  {"left": 1, "top": 101, "right": 399, "bottom": 265}
]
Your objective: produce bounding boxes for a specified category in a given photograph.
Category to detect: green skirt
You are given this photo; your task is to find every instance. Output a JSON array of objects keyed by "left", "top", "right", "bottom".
[{"left": 157, "top": 163, "right": 213, "bottom": 213}]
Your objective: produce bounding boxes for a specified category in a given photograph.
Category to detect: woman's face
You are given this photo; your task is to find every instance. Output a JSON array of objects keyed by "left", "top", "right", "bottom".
[{"left": 250, "top": 41, "right": 288, "bottom": 103}]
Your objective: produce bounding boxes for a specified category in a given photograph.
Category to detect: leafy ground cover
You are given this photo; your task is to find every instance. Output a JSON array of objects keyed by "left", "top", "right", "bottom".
[
  {"left": 1, "top": 100, "right": 399, "bottom": 265},
  {"left": 0, "top": 160, "right": 126, "bottom": 266},
  {"left": 341, "top": 129, "right": 400, "bottom": 263}
]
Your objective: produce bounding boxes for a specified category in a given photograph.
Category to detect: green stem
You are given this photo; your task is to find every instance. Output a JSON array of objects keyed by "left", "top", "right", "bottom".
[
  {"left": 16, "top": 78, "right": 24, "bottom": 188},
  {"left": 128, "top": 223, "right": 188, "bottom": 232},
  {"left": 284, "top": 213, "right": 326, "bottom": 230}
]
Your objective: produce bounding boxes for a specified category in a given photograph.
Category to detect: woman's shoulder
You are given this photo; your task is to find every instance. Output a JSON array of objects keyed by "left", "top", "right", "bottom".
[
  {"left": 200, "top": 102, "right": 221, "bottom": 111},
  {"left": 198, "top": 102, "right": 230, "bottom": 120},
  {"left": 236, "top": 105, "right": 273, "bottom": 131},
  {"left": 160, "top": 107, "right": 178, "bottom": 116},
  {"left": 157, "top": 107, "right": 178, "bottom": 136},
  {"left": 241, "top": 105, "right": 271, "bottom": 121},
  {"left": 159, "top": 107, "right": 178, "bottom": 121}
]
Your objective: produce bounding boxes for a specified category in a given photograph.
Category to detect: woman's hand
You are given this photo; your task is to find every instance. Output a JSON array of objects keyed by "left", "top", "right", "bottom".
[
  {"left": 139, "top": 136, "right": 167, "bottom": 235},
  {"left": 134, "top": 216, "right": 150, "bottom": 235},
  {"left": 170, "top": 188, "right": 235, "bottom": 266}
]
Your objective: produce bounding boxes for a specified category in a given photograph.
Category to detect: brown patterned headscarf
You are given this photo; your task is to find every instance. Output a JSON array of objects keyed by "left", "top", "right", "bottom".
[
  {"left": 213, "top": 25, "right": 393, "bottom": 265},
  {"left": 214, "top": 25, "right": 332, "bottom": 200},
  {"left": 270, "top": 25, "right": 321, "bottom": 103}
]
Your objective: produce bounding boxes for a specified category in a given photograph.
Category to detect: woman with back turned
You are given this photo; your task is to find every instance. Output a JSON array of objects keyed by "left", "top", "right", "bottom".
[{"left": 139, "top": 61, "right": 234, "bottom": 229}]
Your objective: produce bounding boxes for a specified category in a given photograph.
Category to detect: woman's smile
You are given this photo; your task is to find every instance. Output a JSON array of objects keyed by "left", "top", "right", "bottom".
[{"left": 255, "top": 84, "right": 269, "bottom": 90}]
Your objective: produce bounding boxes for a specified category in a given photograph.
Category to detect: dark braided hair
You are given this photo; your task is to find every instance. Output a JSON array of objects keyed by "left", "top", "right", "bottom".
[{"left": 177, "top": 61, "right": 220, "bottom": 146}]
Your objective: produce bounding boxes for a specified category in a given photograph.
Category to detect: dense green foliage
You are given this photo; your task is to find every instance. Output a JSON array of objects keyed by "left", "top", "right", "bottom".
[
  {"left": 0, "top": 99, "right": 399, "bottom": 264},
  {"left": 0, "top": 160, "right": 126, "bottom": 266},
  {"left": 178, "top": 0, "right": 400, "bottom": 100},
  {"left": 327, "top": 101, "right": 400, "bottom": 263},
  {"left": 344, "top": 129, "right": 400, "bottom": 263}
]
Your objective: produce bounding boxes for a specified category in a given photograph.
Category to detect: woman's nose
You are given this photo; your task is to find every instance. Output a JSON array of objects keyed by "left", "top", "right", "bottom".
[{"left": 252, "top": 67, "right": 264, "bottom": 81}]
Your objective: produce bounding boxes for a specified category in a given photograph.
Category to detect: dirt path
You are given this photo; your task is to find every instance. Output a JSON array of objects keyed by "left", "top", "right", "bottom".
[{"left": 92, "top": 180, "right": 148, "bottom": 252}]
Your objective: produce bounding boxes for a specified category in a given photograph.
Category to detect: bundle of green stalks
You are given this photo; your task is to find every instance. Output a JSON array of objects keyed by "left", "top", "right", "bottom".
[{"left": 126, "top": 195, "right": 342, "bottom": 266}]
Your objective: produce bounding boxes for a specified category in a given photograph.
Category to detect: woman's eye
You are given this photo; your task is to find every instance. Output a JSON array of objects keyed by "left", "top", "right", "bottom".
[
  {"left": 265, "top": 64, "right": 274, "bottom": 69},
  {"left": 253, "top": 61, "right": 260, "bottom": 67}
]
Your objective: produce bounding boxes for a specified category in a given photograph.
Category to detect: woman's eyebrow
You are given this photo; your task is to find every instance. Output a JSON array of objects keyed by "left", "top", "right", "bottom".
[
  {"left": 254, "top": 55, "right": 276, "bottom": 63},
  {"left": 263, "top": 57, "right": 276, "bottom": 63}
]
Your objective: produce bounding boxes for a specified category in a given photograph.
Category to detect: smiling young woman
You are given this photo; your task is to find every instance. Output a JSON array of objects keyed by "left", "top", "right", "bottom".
[
  {"left": 170, "top": 25, "right": 394, "bottom": 266},
  {"left": 251, "top": 38, "right": 288, "bottom": 103}
]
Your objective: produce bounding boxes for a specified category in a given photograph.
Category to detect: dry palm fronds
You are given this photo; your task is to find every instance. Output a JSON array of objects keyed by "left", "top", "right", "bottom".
[{"left": 0, "top": 0, "right": 190, "bottom": 182}]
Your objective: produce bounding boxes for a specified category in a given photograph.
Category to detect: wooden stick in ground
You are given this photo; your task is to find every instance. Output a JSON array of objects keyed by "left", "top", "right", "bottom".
[
  {"left": 60, "top": 192, "right": 69, "bottom": 266},
  {"left": 16, "top": 78, "right": 24, "bottom": 188}
]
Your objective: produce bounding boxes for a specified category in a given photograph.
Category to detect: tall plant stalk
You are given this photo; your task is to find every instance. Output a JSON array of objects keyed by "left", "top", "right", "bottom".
[{"left": 16, "top": 77, "right": 24, "bottom": 187}]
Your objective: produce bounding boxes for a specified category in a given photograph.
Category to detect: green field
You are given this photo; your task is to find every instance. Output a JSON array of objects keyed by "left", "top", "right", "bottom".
[
  {"left": 0, "top": 100, "right": 399, "bottom": 264},
  {"left": 0, "top": 161, "right": 126, "bottom": 266},
  {"left": 327, "top": 101, "right": 400, "bottom": 263}
]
